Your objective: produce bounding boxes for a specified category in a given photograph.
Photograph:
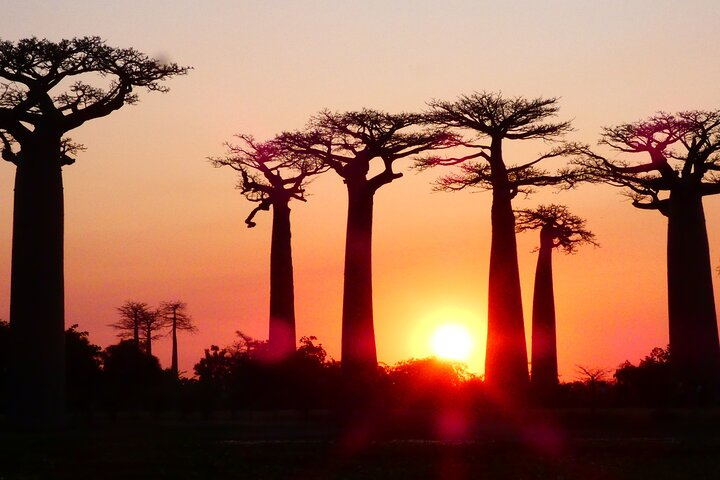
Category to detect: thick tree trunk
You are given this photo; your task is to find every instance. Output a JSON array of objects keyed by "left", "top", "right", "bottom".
[
  {"left": 530, "top": 228, "right": 559, "bottom": 395},
  {"left": 171, "top": 313, "right": 179, "bottom": 377},
  {"left": 485, "top": 186, "right": 529, "bottom": 397},
  {"left": 268, "top": 200, "right": 296, "bottom": 361},
  {"left": 341, "top": 182, "right": 377, "bottom": 375},
  {"left": 667, "top": 187, "right": 720, "bottom": 394},
  {"left": 8, "top": 143, "right": 66, "bottom": 426}
]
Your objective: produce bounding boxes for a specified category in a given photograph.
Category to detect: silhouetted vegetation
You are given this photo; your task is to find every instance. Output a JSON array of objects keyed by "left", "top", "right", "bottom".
[
  {"left": 279, "top": 110, "right": 457, "bottom": 377},
  {"left": 110, "top": 301, "right": 165, "bottom": 356},
  {"left": 515, "top": 205, "right": 597, "bottom": 400},
  {"left": 574, "top": 111, "right": 720, "bottom": 395},
  {"left": 0, "top": 36, "right": 188, "bottom": 426},
  {"left": 192, "top": 333, "right": 340, "bottom": 411},
  {"left": 211, "top": 135, "right": 325, "bottom": 362},
  {"left": 160, "top": 301, "right": 197, "bottom": 378},
  {"left": 419, "top": 92, "right": 578, "bottom": 399}
]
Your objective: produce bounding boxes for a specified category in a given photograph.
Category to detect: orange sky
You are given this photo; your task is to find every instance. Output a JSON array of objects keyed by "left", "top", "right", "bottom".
[{"left": 2, "top": 1, "right": 720, "bottom": 380}]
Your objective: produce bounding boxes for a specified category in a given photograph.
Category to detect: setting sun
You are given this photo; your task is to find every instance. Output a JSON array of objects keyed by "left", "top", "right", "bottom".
[{"left": 430, "top": 324, "right": 474, "bottom": 362}]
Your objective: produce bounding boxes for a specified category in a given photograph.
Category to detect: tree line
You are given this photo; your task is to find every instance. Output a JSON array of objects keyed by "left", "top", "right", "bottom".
[
  {"left": 0, "top": 319, "right": 689, "bottom": 414},
  {"left": 2, "top": 37, "right": 719, "bottom": 426}
]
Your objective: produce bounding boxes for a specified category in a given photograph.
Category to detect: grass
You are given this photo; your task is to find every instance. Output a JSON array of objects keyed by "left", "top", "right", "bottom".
[{"left": 1, "top": 409, "right": 719, "bottom": 479}]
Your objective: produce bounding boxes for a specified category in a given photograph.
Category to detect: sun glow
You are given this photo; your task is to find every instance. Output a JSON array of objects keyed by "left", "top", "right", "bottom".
[{"left": 430, "top": 323, "right": 474, "bottom": 362}]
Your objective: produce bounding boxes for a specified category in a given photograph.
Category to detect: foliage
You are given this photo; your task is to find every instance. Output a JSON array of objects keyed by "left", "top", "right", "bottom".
[
  {"left": 193, "top": 332, "right": 340, "bottom": 410},
  {"left": 159, "top": 301, "right": 196, "bottom": 334},
  {"left": 418, "top": 91, "right": 578, "bottom": 195},
  {"left": 279, "top": 109, "right": 458, "bottom": 191},
  {"left": 571, "top": 111, "right": 720, "bottom": 214},
  {"left": 65, "top": 324, "right": 103, "bottom": 410},
  {"left": 614, "top": 346, "right": 674, "bottom": 405},
  {"left": 0, "top": 36, "right": 189, "bottom": 160},
  {"left": 210, "top": 134, "right": 326, "bottom": 227},
  {"left": 514, "top": 204, "right": 598, "bottom": 253},
  {"left": 386, "top": 357, "right": 476, "bottom": 409},
  {"left": 111, "top": 301, "right": 168, "bottom": 355}
]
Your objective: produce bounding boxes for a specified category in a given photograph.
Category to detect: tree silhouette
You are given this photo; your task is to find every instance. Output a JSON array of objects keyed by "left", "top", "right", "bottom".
[
  {"left": 0, "top": 36, "right": 188, "bottom": 425},
  {"left": 139, "top": 307, "right": 165, "bottom": 357},
  {"left": 573, "top": 111, "right": 720, "bottom": 393},
  {"left": 211, "top": 135, "right": 324, "bottom": 361},
  {"left": 102, "top": 339, "right": 163, "bottom": 411},
  {"left": 160, "top": 301, "right": 197, "bottom": 377},
  {"left": 64, "top": 324, "right": 102, "bottom": 412},
  {"left": 420, "top": 92, "right": 576, "bottom": 398},
  {"left": 111, "top": 301, "right": 151, "bottom": 349},
  {"left": 515, "top": 204, "right": 597, "bottom": 397},
  {"left": 279, "top": 110, "right": 456, "bottom": 375}
]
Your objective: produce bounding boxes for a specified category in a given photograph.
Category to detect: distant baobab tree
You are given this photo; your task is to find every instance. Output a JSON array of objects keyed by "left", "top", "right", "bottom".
[
  {"left": 419, "top": 92, "right": 577, "bottom": 398},
  {"left": 160, "top": 300, "right": 197, "bottom": 377},
  {"left": 211, "top": 134, "right": 324, "bottom": 361},
  {"left": 280, "top": 110, "right": 457, "bottom": 375},
  {"left": 514, "top": 204, "right": 597, "bottom": 397},
  {"left": 573, "top": 111, "right": 720, "bottom": 393},
  {"left": 111, "top": 301, "right": 152, "bottom": 349},
  {"left": 111, "top": 301, "right": 165, "bottom": 356},
  {"left": 0, "top": 36, "right": 188, "bottom": 425}
]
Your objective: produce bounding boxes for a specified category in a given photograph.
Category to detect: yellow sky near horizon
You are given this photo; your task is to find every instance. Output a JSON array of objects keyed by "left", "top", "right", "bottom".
[{"left": 1, "top": 1, "right": 719, "bottom": 379}]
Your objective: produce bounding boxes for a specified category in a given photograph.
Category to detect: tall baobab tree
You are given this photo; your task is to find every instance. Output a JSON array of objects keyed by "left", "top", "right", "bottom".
[
  {"left": 0, "top": 37, "right": 188, "bottom": 424},
  {"left": 514, "top": 204, "right": 597, "bottom": 396},
  {"left": 573, "top": 111, "right": 720, "bottom": 392},
  {"left": 420, "top": 92, "right": 576, "bottom": 397},
  {"left": 211, "top": 134, "right": 324, "bottom": 361},
  {"left": 280, "top": 110, "right": 456, "bottom": 375},
  {"left": 160, "top": 301, "right": 197, "bottom": 377}
]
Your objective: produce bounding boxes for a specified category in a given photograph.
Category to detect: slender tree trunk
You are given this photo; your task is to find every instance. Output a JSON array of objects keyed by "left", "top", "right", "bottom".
[
  {"left": 667, "top": 186, "right": 720, "bottom": 394},
  {"left": 145, "top": 325, "right": 152, "bottom": 356},
  {"left": 268, "top": 200, "right": 296, "bottom": 361},
  {"left": 171, "top": 312, "right": 179, "bottom": 377},
  {"left": 133, "top": 315, "right": 140, "bottom": 349},
  {"left": 341, "top": 182, "right": 377, "bottom": 375},
  {"left": 8, "top": 141, "right": 66, "bottom": 426},
  {"left": 530, "top": 228, "right": 558, "bottom": 395}
]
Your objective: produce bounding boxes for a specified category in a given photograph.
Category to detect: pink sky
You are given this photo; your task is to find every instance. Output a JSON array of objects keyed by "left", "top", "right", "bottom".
[{"left": 1, "top": 1, "right": 720, "bottom": 379}]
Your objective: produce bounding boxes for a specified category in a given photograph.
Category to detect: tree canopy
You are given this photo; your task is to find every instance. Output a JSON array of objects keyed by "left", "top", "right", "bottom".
[{"left": 0, "top": 36, "right": 189, "bottom": 160}]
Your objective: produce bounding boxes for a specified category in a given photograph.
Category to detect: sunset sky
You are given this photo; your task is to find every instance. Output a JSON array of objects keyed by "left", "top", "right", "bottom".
[{"left": 2, "top": 1, "right": 720, "bottom": 380}]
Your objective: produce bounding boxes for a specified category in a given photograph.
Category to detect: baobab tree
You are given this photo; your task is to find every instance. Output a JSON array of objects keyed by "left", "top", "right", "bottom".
[
  {"left": 160, "top": 300, "right": 197, "bottom": 377},
  {"left": 211, "top": 135, "right": 324, "bottom": 361},
  {"left": 420, "top": 92, "right": 576, "bottom": 397},
  {"left": 111, "top": 302, "right": 167, "bottom": 356},
  {"left": 280, "top": 110, "right": 456, "bottom": 375},
  {"left": 111, "top": 301, "right": 152, "bottom": 349},
  {"left": 514, "top": 204, "right": 597, "bottom": 396},
  {"left": 0, "top": 36, "right": 187, "bottom": 424},
  {"left": 573, "top": 111, "right": 720, "bottom": 393}
]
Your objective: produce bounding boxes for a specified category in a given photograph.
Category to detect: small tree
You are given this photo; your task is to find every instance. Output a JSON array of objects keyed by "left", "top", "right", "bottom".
[
  {"left": 211, "top": 135, "right": 323, "bottom": 361},
  {"left": 280, "top": 109, "right": 456, "bottom": 376},
  {"left": 515, "top": 205, "right": 597, "bottom": 396},
  {"left": 573, "top": 111, "right": 720, "bottom": 392},
  {"left": 0, "top": 36, "right": 188, "bottom": 425},
  {"left": 159, "top": 300, "right": 197, "bottom": 377},
  {"left": 420, "top": 92, "right": 577, "bottom": 398}
]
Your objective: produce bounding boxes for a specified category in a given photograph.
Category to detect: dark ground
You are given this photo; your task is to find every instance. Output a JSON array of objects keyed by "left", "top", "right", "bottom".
[{"left": 1, "top": 408, "right": 720, "bottom": 479}]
